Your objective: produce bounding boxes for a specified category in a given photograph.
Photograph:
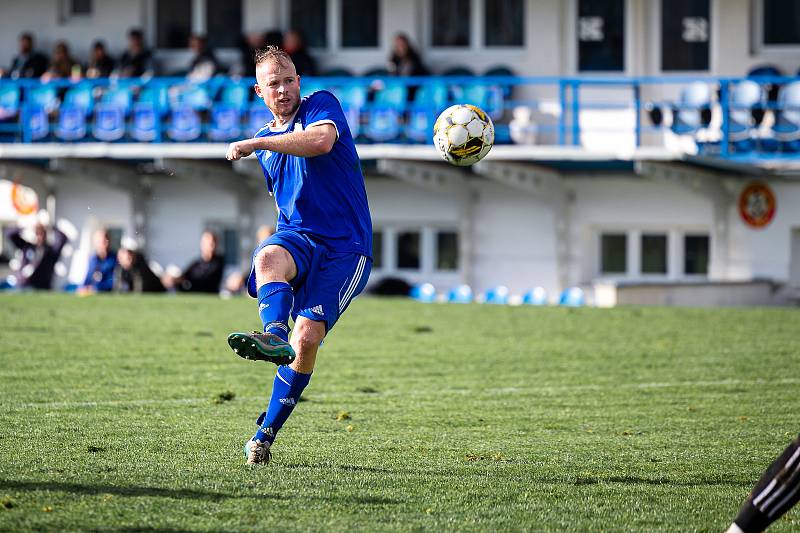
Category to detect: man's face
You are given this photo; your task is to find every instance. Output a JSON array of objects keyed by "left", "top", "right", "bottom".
[
  {"left": 254, "top": 60, "right": 301, "bottom": 120},
  {"left": 200, "top": 232, "right": 217, "bottom": 260},
  {"left": 34, "top": 224, "right": 46, "bottom": 246},
  {"left": 94, "top": 231, "right": 110, "bottom": 256},
  {"left": 19, "top": 36, "right": 32, "bottom": 54}
]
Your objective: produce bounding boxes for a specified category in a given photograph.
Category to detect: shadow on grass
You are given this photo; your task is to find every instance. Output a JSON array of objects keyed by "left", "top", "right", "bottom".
[
  {"left": 572, "top": 475, "right": 746, "bottom": 487},
  {"left": 282, "top": 462, "right": 398, "bottom": 474},
  {"left": 0, "top": 479, "right": 284, "bottom": 501}
]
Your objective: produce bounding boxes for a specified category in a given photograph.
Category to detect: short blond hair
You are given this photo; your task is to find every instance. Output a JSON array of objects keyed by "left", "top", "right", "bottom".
[{"left": 254, "top": 45, "right": 293, "bottom": 68}]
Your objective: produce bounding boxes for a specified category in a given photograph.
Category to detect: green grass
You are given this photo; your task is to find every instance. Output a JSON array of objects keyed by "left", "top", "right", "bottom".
[{"left": 0, "top": 294, "right": 799, "bottom": 531}]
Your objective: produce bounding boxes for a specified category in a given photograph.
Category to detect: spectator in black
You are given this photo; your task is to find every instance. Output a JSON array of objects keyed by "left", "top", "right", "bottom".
[
  {"left": 283, "top": 29, "right": 317, "bottom": 77},
  {"left": 86, "top": 40, "right": 116, "bottom": 79},
  {"left": 185, "top": 34, "right": 220, "bottom": 82},
  {"left": 162, "top": 231, "right": 224, "bottom": 294},
  {"left": 264, "top": 30, "right": 283, "bottom": 48},
  {"left": 388, "top": 33, "right": 428, "bottom": 77},
  {"left": 236, "top": 31, "right": 267, "bottom": 78},
  {"left": 5, "top": 221, "right": 68, "bottom": 290},
  {"left": 3, "top": 32, "right": 49, "bottom": 79},
  {"left": 114, "top": 241, "right": 164, "bottom": 293},
  {"left": 116, "top": 28, "right": 155, "bottom": 78},
  {"left": 41, "top": 41, "right": 81, "bottom": 82},
  {"left": 78, "top": 228, "right": 117, "bottom": 294}
]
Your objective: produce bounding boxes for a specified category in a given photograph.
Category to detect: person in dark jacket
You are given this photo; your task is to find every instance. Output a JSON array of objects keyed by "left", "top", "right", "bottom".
[
  {"left": 283, "top": 29, "right": 316, "bottom": 77},
  {"left": 4, "top": 32, "right": 48, "bottom": 79},
  {"left": 114, "top": 243, "right": 164, "bottom": 293},
  {"left": 5, "top": 221, "right": 68, "bottom": 289},
  {"left": 388, "top": 33, "right": 428, "bottom": 77},
  {"left": 115, "top": 28, "right": 155, "bottom": 78},
  {"left": 86, "top": 40, "right": 116, "bottom": 79},
  {"left": 162, "top": 231, "right": 224, "bottom": 294}
]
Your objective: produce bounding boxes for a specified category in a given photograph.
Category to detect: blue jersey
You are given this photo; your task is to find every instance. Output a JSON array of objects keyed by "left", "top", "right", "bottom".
[{"left": 254, "top": 91, "right": 372, "bottom": 257}]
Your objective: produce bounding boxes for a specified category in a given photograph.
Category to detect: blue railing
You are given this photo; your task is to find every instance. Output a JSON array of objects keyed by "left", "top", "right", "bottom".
[{"left": 1, "top": 75, "right": 799, "bottom": 159}]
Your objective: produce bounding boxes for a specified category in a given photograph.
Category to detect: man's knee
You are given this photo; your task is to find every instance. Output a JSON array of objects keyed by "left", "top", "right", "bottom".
[
  {"left": 255, "top": 245, "right": 295, "bottom": 280},
  {"left": 293, "top": 319, "right": 325, "bottom": 354}
]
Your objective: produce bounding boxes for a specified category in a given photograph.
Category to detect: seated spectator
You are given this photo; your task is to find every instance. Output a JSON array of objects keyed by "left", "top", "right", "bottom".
[
  {"left": 115, "top": 28, "right": 155, "bottom": 79},
  {"left": 86, "top": 40, "right": 116, "bottom": 79},
  {"left": 5, "top": 220, "right": 68, "bottom": 290},
  {"left": 114, "top": 239, "right": 164, "bottom": 293},
  {"left": 41, "top": 41, "right": 81, "bottom": 82},
  {"left": 185, "top": 34, "right": 220, "bottom": 82},
  {"left": 2, "top": 32, "right": 48, "bottom": 79},
  {"left": 388, "top": 33, "right": 428, "bottom": 77},
  {"left": 222, "top": 224, "right": 275, "bottom": 296},
  {"left": 264, "top": 29, "right": 283, "bottom": 48},
  {"left": 162, "top": 231, "right": 224, "bottom": 293},
  {"left": 79, "top": 228, "right": 116, "bottom": 294},
  {"left": 283, "top": 29, "right": 316, "bottom": 77}
]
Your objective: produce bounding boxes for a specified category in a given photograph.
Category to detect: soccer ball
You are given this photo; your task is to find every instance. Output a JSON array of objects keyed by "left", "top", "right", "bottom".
[{"left": 433, "top": 104, "right": 494, "bottom": 166}]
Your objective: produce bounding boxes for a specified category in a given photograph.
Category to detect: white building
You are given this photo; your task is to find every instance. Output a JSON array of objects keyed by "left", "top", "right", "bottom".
[{"left": 0, "top": 0, "right": 799, "bottom": 305}]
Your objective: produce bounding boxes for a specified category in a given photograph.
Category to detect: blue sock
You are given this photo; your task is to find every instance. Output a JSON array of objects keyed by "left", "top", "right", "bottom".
[
  {"left": 257, "top": 282, "right": 293, "bottom": 342},
  {"left": 254, "top": 365, "right": 312, "bottom": 444}
]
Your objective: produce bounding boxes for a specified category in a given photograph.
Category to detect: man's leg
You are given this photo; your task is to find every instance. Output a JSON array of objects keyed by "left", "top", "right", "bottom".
[
  {"left": 727, "top": 434, "right": 800, "bottom": 533},
  {"left": 248, "top": 317, "right": 324, "bottom": 463},
  {"left": 228, "top": 245, "right": 298, "bottom": 364}
]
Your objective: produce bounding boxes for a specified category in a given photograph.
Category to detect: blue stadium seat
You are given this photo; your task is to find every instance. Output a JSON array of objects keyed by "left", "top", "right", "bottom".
[
  {"left": 246, "top": 104, "right": 274, "bottom": 136},
  {"left": 55, "top": 106, "right": 87, "bottom": 141},
  {"left": 301, "top": 80, "right": 329, "bottom": 97},
  {"left": 446, "top": 284, "right": 473, "bottom": 304},
  {"left": 170, "top": 84, "right": 211, "bottom": 111},
  {"left": 334, "top": 85, "right": 368, "bottom": 139},
  {"left": 22, "top": 105, "right": 49, "bottom": 141},
  {"left": 28, "top": 85, "right": 59, "bottom": 113},
  {"left": 413, "top": 82, "right": 449, "bottom": 110},
  {"left": 364, "top": 107, "right": 401, "bottom": 142},
  {"left": 405, "top": 106, "right": 436, "bottom": 143},
  {"left": 484, "top": 65, "right": 516, "bottom": 99},
  {"left": 0, "top": 84, "right": 21, "bottom": 120},
  {"left": 101, "top": 86, "right": 134, "bottom": 114},
  {"left": 219, "top": 84, "right": 249, "bottom": 112},
  {"left": 208, "top": 106, "right": 242, "bottom": 141},
  {"left": 774, "top": 82, "right": 800, "bottom": 151},
  {"left": 559, "top": 287, "right": 586, "bottom": 307},
  {"left": 729, "top": 80, "right": 764, "bottom": 152},
  {"left": 671, "top": 82, "right": 712, "bottom": 136},
  {"left": 483, "top": 285, "right": 509, "bottom": 305},
  {"left": 130, "top": 103, "right": 159, "bottom": 142},
  {"left": 92, "top": 103, "right": 126, "bottom": 142},
  {"left": 137, "top": 86, "right": 168, "bottom": 114},
  {"left": 167, "top": 106, "right": 202, "bottom": 141},
  {"left": 522, "top": 287, "right": 548, "bottom": 306},
  {"left": 63, "top": 84, "right": 94, "bottom": 114},
  {"left": 373, "top": 81, "right": 407, "bottom": 108},
  {"left": 409, "top": 283, "right": 436, "bottom": 303},
  {"left": 462, "top": 84, "right": 504, "bottom": 120}
]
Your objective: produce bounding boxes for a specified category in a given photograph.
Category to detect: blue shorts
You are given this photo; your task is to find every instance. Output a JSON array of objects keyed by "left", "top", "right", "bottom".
[{"left": 247, "top": 230, "right": 371, "bottom": 332}]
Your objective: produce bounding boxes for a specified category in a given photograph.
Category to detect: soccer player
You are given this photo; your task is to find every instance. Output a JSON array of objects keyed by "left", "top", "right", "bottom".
[
  {"left": 225, "top": 46, "right": 372, "bottom": 465},
  {"left": 727, "top": 433, "right": 800, "bottom": 532}
]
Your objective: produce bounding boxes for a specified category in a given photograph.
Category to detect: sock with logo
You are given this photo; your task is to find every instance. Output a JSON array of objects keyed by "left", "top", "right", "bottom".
[
  {"left": 253, "top": 365, "right": 312, "bottom": 444},
  {"left": 256, "top": 282, "right": 293, "bottom": 342}
]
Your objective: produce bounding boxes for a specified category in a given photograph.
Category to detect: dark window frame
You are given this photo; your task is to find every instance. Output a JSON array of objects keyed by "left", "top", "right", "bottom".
[
  {"left": 660, "top": 0, "right": 710, "bottom": 72},
  {"left": 430, "top": 0, "right": 471, "bottom": 48},
  {"left": 761, "top": 0, "right": 800, "bottom": 46},
  {"left": 485, "top": 0, "right": 524, "bottom": 47},
  {"left": 577, "top": 0, "right": 626, "bottom": 72},
  {"left": 641, "top": 233, "right": 668, "bottom": 275},
  {"left": 435, "top": 230, "right": 459, "bottom": 271},
  {"left": 600, "top": 232, "right": 628, "bottom": 275},
  {"left": 291, "top": 0, "right": 328, "bottom": 49},
  {"left": 341, "top": 0, "right": 380, "bottom": 48},
  {"left": 397, "top": 229, "right": 422, "bottom": 270}
]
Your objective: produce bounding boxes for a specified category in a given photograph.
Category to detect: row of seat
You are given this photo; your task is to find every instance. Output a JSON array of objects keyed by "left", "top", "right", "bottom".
[
  {"left": 648, "top": 80, "right": 800, "bottom": 152},
  {"left": 409, "top": 283, "right": 587, "bottom": 307}
]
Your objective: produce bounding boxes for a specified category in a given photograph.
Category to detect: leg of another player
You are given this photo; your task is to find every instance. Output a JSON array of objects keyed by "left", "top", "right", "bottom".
[
  {"left": 254, "top": 245, "right": 297, "bottom": 341},
  {"left": 727, "top": 434, "right": 800, "bottom": 533},
  {"left": 251, "top": 318, "right": 324, "bottom": 449}
]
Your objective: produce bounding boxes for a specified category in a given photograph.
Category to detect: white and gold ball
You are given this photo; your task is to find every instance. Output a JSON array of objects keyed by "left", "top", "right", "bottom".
[{"left": 433, "top": 104, "right": 494, "bottom": 166}]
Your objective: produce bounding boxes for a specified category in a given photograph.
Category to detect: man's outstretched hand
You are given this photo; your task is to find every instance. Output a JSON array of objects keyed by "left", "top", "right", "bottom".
[{"left": 226, "top": 139, "right": 257, "bottom": 161}]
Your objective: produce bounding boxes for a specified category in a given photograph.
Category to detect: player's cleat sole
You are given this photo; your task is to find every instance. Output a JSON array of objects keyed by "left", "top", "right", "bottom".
[
  {"left": 227, "top": 331, "right": 296, "bottom": 366},
  {"left": 244, "top": 439, "right": 272, "bottom": 465}
]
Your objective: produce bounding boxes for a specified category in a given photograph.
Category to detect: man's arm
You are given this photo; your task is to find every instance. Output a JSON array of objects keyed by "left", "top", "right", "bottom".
[{"left": 226, "top": 124, "right": 336, "bottom": 161}]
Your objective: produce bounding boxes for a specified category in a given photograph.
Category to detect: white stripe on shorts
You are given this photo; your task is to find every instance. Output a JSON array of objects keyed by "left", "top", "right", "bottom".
[{"left": 339, "top": 255, "right": 366, "bottom": 312}]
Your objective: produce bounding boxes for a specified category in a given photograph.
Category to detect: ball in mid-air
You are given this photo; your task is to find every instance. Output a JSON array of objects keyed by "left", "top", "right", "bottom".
[{"left": 433, "top": 104, "right": 494, "bottom": 166}]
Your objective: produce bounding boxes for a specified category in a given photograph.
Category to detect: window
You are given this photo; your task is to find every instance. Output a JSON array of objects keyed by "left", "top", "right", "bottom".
[
  {"left": 431, "top": 0, "right": 470, "bottom": 47},
  {"left": 577, "top": 0, "right": 625, "bottom": 71},
  {"left": 436, "top": 231, "right": 459, "bottom": 271},
  {"left": 397, "top": 231, "right": 420, "bottom": 269},
  {"left": 157, "top": 0, "right": 192, "bottom": 49},
  {"left": 70, "top": 0, "right": 92, "bottom": 15},
  {"left": 372, "top": 230, "right": 383, "bottom": 269},
  {"left": 485, "top": 0, "right": 523, "bottom": 47},
  {"left": 107, "top": 227, "right": 123, "bottom": 252},
  {"left": 601, "top": 233, "right": 627, "bottom": 274},
  {"left": 763, "top": 0, "right": 800, "bottom": 45},
  {"left": 207, "top": 0, "right": 242, "bottom": 49},
  {"left": 684, "top": 235, "right": 709, "bottom": 275},
  {"left": 341, "top": 0, "right": 379, "bottom": 47},
  {"left": 291, "top": 0, "right": 327, "bottom": 48},
  {"left": 641, "top": 234, "right": 667, "bottom": 274},
  {"left": 661, "top": 0, "right": 709, "bottom": 71}
]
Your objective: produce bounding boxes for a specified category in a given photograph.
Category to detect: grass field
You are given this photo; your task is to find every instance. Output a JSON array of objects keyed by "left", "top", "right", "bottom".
[{"left": 0, "top": 293, "right": 799, "bottom": 531}]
